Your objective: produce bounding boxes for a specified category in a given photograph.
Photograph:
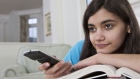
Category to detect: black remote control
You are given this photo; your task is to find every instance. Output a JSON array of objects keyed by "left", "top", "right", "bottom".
[{"left": 24, "top": 50, "right": 60, "bottom": 67}]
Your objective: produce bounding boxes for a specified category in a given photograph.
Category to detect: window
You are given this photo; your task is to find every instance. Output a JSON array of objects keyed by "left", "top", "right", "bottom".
[
  {"left": 28, "top": 18, "right": 37, "bottom": 24},
  {"left": 28, "top": 18, "right": 38, "bottom": 42},
  {"left": 86, "top": 0, "right": 92, "bottom": 5}
]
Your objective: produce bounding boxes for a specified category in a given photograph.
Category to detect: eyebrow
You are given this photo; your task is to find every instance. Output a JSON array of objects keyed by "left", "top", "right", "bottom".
[
  {"left": 101, "top": 19, "right": 115, "bottom": 25},
  {"left": 88, "top": 19, "right": 115, "bottom": 27}
]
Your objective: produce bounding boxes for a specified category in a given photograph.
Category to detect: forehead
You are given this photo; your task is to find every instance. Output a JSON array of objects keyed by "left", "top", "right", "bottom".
[{"left": 88, "top": 8, "right": 120, "bottom": 23}]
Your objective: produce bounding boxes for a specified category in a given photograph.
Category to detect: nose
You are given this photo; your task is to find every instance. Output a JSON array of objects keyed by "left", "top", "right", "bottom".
[{"left": 95, "top": 30, "right": 105, "bottom": 41}]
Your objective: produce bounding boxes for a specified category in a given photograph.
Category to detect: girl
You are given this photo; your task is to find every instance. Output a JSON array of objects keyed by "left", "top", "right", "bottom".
[{"left": 39, "top": 0, "right": 140, "bottom": 79}]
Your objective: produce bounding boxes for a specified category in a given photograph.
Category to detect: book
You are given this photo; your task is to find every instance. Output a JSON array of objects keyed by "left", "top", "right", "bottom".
[{"left": 58, "top": 65, "right": 140, "bottom": 79}]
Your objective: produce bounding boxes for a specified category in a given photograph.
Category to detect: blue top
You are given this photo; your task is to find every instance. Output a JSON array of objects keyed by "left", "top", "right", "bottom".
[{"left": 63, "top": 40, "right": 84, "bottom": 65}]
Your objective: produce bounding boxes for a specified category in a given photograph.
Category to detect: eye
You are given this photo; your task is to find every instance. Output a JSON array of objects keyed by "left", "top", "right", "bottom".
[
  {"left": 105, "top": 24, "right": 113, "bottom": 29},
  {"left": 88, "top": 27, "right": 96, "bottom": 32}
]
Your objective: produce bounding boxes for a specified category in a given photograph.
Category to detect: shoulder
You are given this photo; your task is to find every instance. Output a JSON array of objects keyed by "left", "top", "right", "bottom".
[
  {"left": 63, "top": 40, "right": 84, "bottom": 65},
  {"left": 69, "top": 40, "right": 84, "bottom": 54},
  {"left": 73, "top": 40, "right": 84, "bottom": 48},
  {"left": 77, "top": 40, "right": 84, "bottom": 44},
  {"left": 70, "top": 40, "right": 84, "bottom": 52}
]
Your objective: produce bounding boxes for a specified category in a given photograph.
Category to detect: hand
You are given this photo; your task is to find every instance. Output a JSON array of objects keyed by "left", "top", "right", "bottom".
[
  {"left": 39, "top": 61, "right": 73, "bottom": 79},
  {"left": 73, "top": 54, "right": 98, "bottom": 70}
]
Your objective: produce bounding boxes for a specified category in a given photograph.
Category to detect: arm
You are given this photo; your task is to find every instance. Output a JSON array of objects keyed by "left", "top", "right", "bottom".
[
  {"left": 39, "top": 40, "right": 84, "bottom": 79},
  {"left": 96, "top": 54, "right": 140, "bottom": 73},
  {"left": 74, "top": 53, "right": 140, "bottom": 73}
]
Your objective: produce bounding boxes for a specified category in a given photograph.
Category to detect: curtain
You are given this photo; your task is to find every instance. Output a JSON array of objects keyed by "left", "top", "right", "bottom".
[{"left": 20, "top": 15, "right": 29, "bottom": 42}]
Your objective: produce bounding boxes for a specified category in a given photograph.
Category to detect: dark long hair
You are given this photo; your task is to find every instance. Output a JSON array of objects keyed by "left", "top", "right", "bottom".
[{"left": 80, "top": 0, "right": 140, "bottom": 60}]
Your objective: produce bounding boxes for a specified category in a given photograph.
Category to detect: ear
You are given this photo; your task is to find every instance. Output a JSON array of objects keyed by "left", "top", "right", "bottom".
[{"left": 127, "top": 25, "right": 131, "bottom": 33}]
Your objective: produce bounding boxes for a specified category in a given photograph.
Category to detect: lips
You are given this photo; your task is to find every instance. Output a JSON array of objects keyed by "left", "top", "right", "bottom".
[{"left": 95, "top": 44, "right": 109, "bottom": 49}]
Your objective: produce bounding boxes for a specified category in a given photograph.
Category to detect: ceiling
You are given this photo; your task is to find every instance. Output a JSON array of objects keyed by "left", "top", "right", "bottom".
[
  {"left": 0, "top": 0, "right": 42, "bottom": 15},
  {"left": 0, "top": 0, "right": 139, "bottom": 15},
  {"left": 129, "top": 0, "right": 140, "bottom": 4}
]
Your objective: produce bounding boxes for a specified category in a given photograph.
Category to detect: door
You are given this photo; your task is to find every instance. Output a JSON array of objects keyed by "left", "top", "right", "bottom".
[{"left": 0, "top": 23, "right": 4, "bottom": 42}]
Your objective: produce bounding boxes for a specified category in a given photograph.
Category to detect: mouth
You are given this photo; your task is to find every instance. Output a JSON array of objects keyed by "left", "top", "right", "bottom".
[{"left": 95, "top": 44, "right": 109, "bottom": 49}]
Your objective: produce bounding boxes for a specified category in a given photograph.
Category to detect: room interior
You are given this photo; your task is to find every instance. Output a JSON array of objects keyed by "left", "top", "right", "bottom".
[
  {"left": 0, "top": 0, "right": 140, "bottom": 45},
  {"left": 0, "top": 0, "right": 140, "bottom": 79}
]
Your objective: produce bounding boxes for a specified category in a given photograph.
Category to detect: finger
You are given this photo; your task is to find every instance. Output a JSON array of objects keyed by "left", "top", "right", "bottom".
[
  {"left": 39, "top": 62, "right": 50, "bottom": 71},
  {"left": 54, "top": 61, "right": 72, "bottom": 77},
  {"left": 44, "top": 60, "right": 65, "bottom": 75},
  {"left": 45, "top": 75, "right": 51, "bottom": 79},
  {"left": 63, "top": 63, "right": 73, "bottom": 75}
]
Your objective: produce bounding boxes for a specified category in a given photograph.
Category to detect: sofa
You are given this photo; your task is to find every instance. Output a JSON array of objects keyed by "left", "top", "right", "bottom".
[{"left": 1, "top": 43, "right": 71, "bottom": 79}]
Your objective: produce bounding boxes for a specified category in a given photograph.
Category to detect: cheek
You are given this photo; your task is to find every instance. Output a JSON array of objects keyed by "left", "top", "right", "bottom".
[
  {"left": 89, "top": 34, "right": 95, "bottom": 46},
  {"left": 109, "top": 31, "right": 126, "bottom": 49}
]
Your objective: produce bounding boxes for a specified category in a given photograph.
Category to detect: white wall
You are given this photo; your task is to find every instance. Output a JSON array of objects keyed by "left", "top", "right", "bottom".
[
  {"left": 6, "top": 11, "right": 20, "bottom": 42},
  {"left": 62, "top": 0, "right": 82, "bottom": 45},
  {"left": 131, "top": 1, "right": 140, "bottom": 26},
  {"left": 37, "top": 9, "right": 45, "bottom": 42},
  {"left": 62, "top": 0, "right": 87, "bottom": 45},
  {"left": 47, "top": 0, "right": 86, "bottom": 46},
  {"left": 50, "top": 0, "right": 64, "bottom": 44},
  {"left": 43, "top": 0, "right": 52, "bottom": 43},
  {"left": 0, "top": 15, "right": 9, "bottom": 42}
]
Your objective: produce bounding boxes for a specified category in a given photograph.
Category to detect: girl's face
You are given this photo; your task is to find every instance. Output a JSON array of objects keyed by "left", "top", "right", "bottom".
[{"left": 88, "top": 8, "right": 128, "bottom": 54}]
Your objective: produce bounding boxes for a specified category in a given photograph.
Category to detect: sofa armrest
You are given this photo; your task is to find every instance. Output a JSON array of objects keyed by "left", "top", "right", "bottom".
[{"left": 2, "top": 65, "right": 27, "bottom": 78}]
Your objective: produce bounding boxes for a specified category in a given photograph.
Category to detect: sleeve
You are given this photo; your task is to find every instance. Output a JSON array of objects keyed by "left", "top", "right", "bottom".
[{"left": 63, "top": 40, "right": 84, "bottom": 65}]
